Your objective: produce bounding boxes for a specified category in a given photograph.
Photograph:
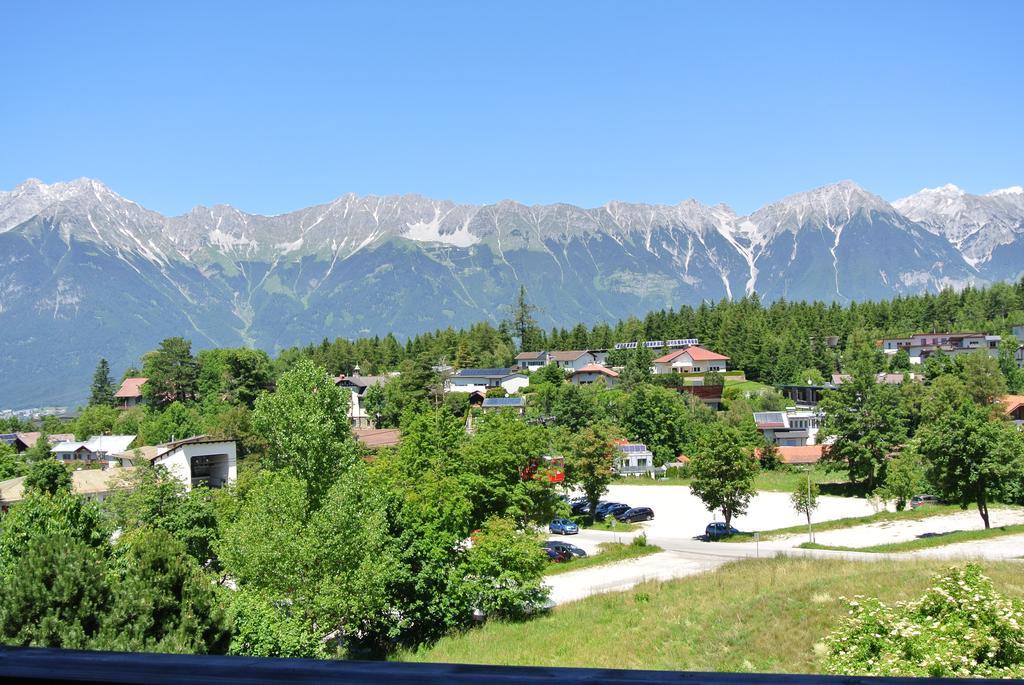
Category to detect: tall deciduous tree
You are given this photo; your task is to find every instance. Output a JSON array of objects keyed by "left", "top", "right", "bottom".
[
  {"left": 689, "top": 423, "right": 758, "bottom": 530},
  {"left": 89, "top": 358, "right": 116, "bottom": 407},
  {"left": 790, "top": 473, "right": 820, "bottom": 541},
  {"left": 250, "top": 358, "right": 358, "bottom": 507},
  {"left": 564, "top": 426, "right": 617, "bottom": 519},
  {"left": 916, "top": 399, "right": 1024, "bottom": 528},
  {"left": 819, "top": 372, "right": 907, "bottom": 490}
]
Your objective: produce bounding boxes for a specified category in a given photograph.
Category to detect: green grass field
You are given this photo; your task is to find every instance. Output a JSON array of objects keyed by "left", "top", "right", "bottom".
[
  {"left": 799, "top": 523, "right": 1024, "bottom": 553},
  {"left": 545, "top": 542, "right": 660, "bottom": 576},
  {"left": 399, "top": 557, "right": 1024, "bottom": 673}
]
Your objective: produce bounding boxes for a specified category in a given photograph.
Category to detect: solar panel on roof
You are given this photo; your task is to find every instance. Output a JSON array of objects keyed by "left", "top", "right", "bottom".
[
  {"left": 667, "top": 338, "right": 699, "bottom": 347},
  {"left": 482, "top": 397, "right": 524, "bottom": 406},
  {"left": 644, "top": 340, "right": 664, "bottom": 348}
]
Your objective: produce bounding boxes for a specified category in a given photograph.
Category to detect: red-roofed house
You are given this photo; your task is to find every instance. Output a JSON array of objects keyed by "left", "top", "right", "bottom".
[
  {"left": 115, "top": 377, "right": 147, "bottom": 409},
  {"left": 1000, "top": 395, "right": 1024, "bottom": 427},
  {"left": 569, "top": 364, "right": 619, "bottom": 387},
  {"left": 652, "top": 346, "right": 729, "bottom": 374}
]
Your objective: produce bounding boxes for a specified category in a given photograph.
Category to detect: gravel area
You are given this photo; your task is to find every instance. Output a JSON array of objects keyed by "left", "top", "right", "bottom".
[
  {"left": 599, "top": 484, "right": 880, "bottom": 539},
  {"left": 772, "top": 508, "right": 1024, "bottom": 550}
]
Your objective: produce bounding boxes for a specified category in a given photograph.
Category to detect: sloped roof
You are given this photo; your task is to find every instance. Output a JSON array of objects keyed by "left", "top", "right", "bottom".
[
  {"left": 51, "top": 435, "right": 136, "bottom": 455},
  {"left": 755, "top": 445, "right": 825, "bottom": 465},
  {"left": 353, "top": 428, "right": 402, "bottom": 449},
  {"left": 0, "top": 467, "right": 137, "bottom": 504},
  {"left": 515, "top": 351, "right": 546, "bottom": 360},
  {"left": 454, "top": 368, "right": 514, "bottom": 378},
  {"left": 1000, "top": 395, "right": 1024, "bottom": 415},
  {"left": 13, "top": 432, "right": 75, "bottom": 449},
  {"left": 114, "top": 377, "right": 147, "bottom": 399},
  {"left": 653, "top": 346, "right": 729, "bottom": 364},
  {"left": 548, "top": 350, "right": 589, "bottom": 362},
  {"left": 482, "top": 396, "right": 525, "bottom": 408},
  {"left": 571, "top": 363, "right": 619, "bottom": 377}
]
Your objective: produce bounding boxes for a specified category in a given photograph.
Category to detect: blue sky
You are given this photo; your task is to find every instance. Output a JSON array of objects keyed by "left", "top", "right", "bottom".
[{"left": 2, "top": 1, "right": 1022, "bottom": 215}]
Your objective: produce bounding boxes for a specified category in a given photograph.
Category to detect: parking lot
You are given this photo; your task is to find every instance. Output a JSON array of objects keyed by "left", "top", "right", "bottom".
[{"left": 594, "top": 483, "right": 880, "bottom": 540}]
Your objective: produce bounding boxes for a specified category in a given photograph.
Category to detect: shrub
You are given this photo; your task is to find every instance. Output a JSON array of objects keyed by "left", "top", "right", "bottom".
[
  {"left": 825, "top": 564, "right": 1024, "bottom": 678},
  {"left": 631, "top": 533, "right": 648, "bottom": 548}
]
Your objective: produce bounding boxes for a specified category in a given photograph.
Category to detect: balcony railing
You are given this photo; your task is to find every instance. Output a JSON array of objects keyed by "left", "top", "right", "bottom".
[{"left": 0, "top": 647, "right": 1011, "bottom": 685}]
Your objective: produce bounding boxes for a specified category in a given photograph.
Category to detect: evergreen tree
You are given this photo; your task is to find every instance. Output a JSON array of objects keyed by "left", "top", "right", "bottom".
[{"left": 88, "top": 358, "right": 116, "bottom": 407}]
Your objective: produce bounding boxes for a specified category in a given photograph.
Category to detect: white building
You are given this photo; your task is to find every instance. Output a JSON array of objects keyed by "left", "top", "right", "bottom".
[
  {"left": 513, "top": 350, "right": 607, "bottom": 372},
  {"left": 880, "top": 332, "right": 1001, "bottom": 364},
  {"left": 51, "top": 435, "right": 137, "bottom": 463},
  {"left": 335, "top": 373, "right": 391, "bottom": 428},
  {"left": 651, "top": 346, "right": 729, "bottom": 374},
  {"left": 117, "top": 436, "right": 237, "bottom": 491},
  {"left": 613, "top": 441, "right": 661, "bottom": 477},
  {"left": 753, "top": 409, "right": 824, "bottom": 447},
  {"left": 445, "top": 368, "right": 529, "bottom": 395}
]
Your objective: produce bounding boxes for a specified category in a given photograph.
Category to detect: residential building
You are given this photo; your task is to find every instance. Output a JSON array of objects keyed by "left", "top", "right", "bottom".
[
  {"left": 568, "top": 364, "right": 619, "bottom": 387},
  {"left": 1, "top": 468, "right": 136, "bottom": 513},
  {"left": 777, "top": 383, "right": 836, "bottom": 407},
  {"left": 513, "top": 350, "right": 606, "bottom": 372},
  {"left": 445, "top": 368, "right": 529, "bottom": 395},
  {"left": 513, "top": 351, "right": 549, "bottom": 372},
  {"left": 753, "top": 409, "right": 823, "bottom": 446},
  {"left": 117, "top": 436, "right": 236, "bottom": 491},
  {"left": 114, "top": 377, "right": 147, "bottom": 409},
  {"left": 335, "top": 373, "right": 390, "bottom": 428},
  {"left": 51, "top": 435, "right": 137, "bottom": 463},
  {"left": 1001, "top": 395, "right": 1024, "bottom": 427},
  {"left": 613, "top": 440, "right": 661, "bottom": 477},
  {"left": 481, "top": 396, "right": 525, "bottom": 415},
  {"left": 879, "top": 332, "right": 1001, "bottom": 364},
  {"left": 651, "top": 346, "right": 729, "bottom": 374}
]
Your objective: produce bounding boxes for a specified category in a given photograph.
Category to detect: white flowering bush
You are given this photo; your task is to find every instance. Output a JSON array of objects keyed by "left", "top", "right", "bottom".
[{"left": 825, "top": 564, "right": 1024, "bottom": 678}]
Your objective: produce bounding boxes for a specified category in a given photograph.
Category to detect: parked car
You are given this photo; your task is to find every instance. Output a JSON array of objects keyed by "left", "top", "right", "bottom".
[
  {"left": 705, "top": 522, "right": 741, "bottom": 540},
  {"left": 595, "top": 503, "right": 630, "bottom": 521},
  {"left": 909, "top": 494, "right": 943, "bottom": 509},
  {"left": 543, "top": 541, "right": 587, "bottom": 558},
  {"left": 615, "top": 506, "right": 654, "bottom": 523},
  {"left": 571, "top": 499, "right": 593, "bottom": 515},
  {"left": 542, "top": 545, "right": 573, "bottom": 562},
  {"left": 549, "top": 518, "right": 579, "bottom": 535}
]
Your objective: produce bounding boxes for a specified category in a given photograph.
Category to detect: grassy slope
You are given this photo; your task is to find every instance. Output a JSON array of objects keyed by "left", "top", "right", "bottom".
[
  {"left": 800, "top": 523, "right": 1024, "bottom": 553},
  {"left": 401, "top": 557, "right": 1024, "bottom": 673},
  {"left": 545, "top": 542, "right": 660, "bottom": 576}
]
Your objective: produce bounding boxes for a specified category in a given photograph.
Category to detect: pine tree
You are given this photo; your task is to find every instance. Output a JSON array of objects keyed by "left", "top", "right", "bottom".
[{"left": 89, "top": 359, "right": 116, "bottom": 407}]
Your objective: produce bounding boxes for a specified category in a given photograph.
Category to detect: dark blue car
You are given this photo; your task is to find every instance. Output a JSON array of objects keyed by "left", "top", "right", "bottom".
[{"left": 549, "top": 518, "right": 579, "bottom": 535}]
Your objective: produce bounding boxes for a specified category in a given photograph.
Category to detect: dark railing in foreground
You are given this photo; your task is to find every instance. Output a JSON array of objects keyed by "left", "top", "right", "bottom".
[{"left": 0, "top": 648, "right": 1020, "bottom": 685}]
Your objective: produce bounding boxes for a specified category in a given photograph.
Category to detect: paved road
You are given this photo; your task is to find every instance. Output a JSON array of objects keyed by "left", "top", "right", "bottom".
[{"left": 544, "top": 517, "right": 1024, "bottom": 606}]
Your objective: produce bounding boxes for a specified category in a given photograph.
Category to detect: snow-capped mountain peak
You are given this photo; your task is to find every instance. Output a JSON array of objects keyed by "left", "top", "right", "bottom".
[{"left": 988, "top": 186, "right": 1024, "bottom": 197}]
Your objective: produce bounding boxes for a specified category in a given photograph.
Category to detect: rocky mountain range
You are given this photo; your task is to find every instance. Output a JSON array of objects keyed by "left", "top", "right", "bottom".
[{"left": 1, "top": 178, "right": 1022, "bottom": 408}]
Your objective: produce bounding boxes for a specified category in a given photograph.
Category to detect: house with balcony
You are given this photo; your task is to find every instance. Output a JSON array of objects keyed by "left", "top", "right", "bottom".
[
  {"left": 114, "top": 377, "right": 147, "bottom": 409},
  {"left": 753, "top": 409, "right": 823, "bottom": 446},
  {"left": 651, "top": 346, "right": 729, "bottom": 374},
  {"left": 880, "top": 332, "right": 1001, "bottom": 364},
  {"left": 445, "top": 368, "right": 529, "bottom": 395},
  {"left": 568, "top": 364, "right": 619, "bottom": 387}
]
